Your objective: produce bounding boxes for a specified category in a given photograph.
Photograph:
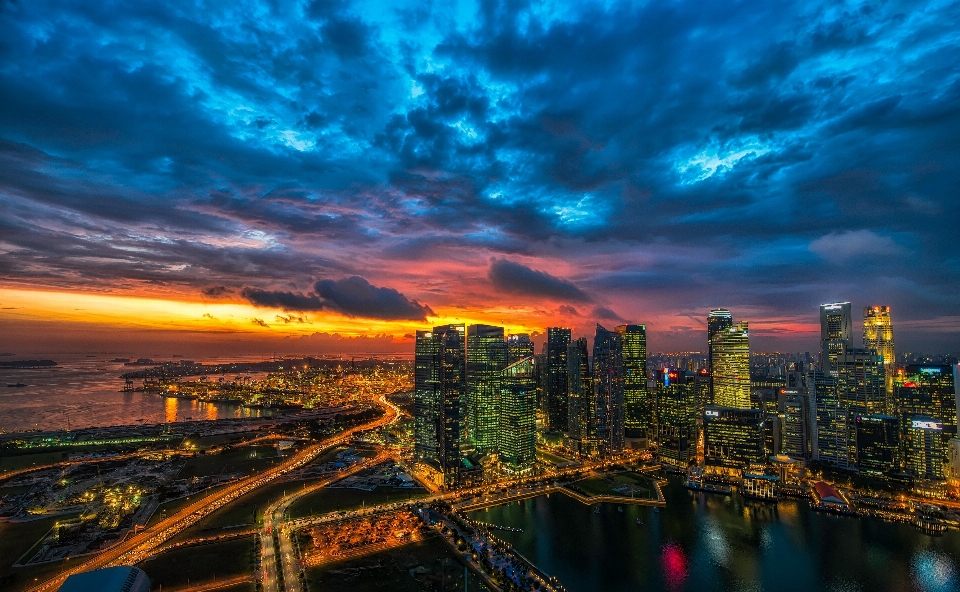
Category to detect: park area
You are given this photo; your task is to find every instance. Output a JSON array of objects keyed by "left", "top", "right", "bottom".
[{"left": 566, "top": 471, "right": 659, "bottom": 500}]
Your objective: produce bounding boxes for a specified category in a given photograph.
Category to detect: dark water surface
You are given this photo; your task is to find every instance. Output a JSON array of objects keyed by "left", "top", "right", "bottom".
[
  {"left": 468, "top": 478, "right": 960, "bottom": 592},
  {"left": 0, "top": 355, "right": 273, "bottom": 431}
]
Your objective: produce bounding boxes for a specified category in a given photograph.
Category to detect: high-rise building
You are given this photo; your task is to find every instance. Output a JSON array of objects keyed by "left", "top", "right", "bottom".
[
  {"left": 566, "top": 337, "right": 595, "bottom": 454},
  {"left": 820, "top": 302, "right": 852, "bottom": 373},
  {"left": 782, "top": 390, "right": 811, "bottom": 461},
  {"left": 616, "top": 324, "right": 650, "bottom": 441},
  {"left": 655, "top": 368, "right": 698, "bottom": 468},
  {"left": 810, "top": 370, "right": 851, "bottom": 469},
  {"left": 707, "top": 309, "right": 733, "bottom": 399},
  {"left": 863, "top": 306, "right": 895, "bottom": 405},
  {"left": 499, "top": 357, "right": 537, "bottom": 472},
  {"left": 835, "top": 348, "right": 887, "bottom": 415},
  {"left": 703, "top": 405, "right": 765, "bottom": 474},
  {"left": 544, "top": 328, "right": 572, "bottom": 431},
  {"left": 854, "top": 414, "right": 899, "bottom": 475},
  {"left": 711, "top": 321, "right": 750, "bottom": 409},
  {"left": 466, "top": 325, "right": 506, "bottom": 454},
  {"left": 895, "top": 365, "right": 958, "bottom": 479},
  {"left": 413, "top": 324, "right": 466, "bottom": 487},
  {"left": 904, "top": 416, "right": 946, "bottom": 480},
  {"left": 506, "top": 333, "right": 535, "bottom": 366},
  {"left": 593, "top": 324, "right": 625, "bottom": 453}
]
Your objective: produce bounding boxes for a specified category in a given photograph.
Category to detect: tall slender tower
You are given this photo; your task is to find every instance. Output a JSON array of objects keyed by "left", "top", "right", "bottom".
[
  {"left": 413, "top": 324, "right": 465, "bottom": 487},
  {"left": 707, "top": 309, "right": 733, "bottom": 401},
  {"left": 820, "top": 302, "right": 852, "bottom": 374},
  {"left": 863, "top": 306, "right": 895, "bottom": 406},
  {"left": 616, "top": 324, "right": 649, "bottom": 441},
  {"left": 499, "top": 357, "right": 537, "bottom": 472},
  {"left": 544, "top": 328, "right": 572, "bottom": 431},
  {"left": 567, "top": 337, "right": 595, "bottom": 455},
  {"left": 710, "top": 322, "right": 751, "bottom": 409},
  {"left": 593, "top": 324, "right": 625, "bottom": 453},
  {"left": 466, "top": 325, "right": 506, "bottom": 454}
]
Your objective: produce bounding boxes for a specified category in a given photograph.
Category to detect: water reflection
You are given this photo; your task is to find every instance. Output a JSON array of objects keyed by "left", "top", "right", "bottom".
[{"left": 468, "top": 479, "right": 960, "bottom": 592}]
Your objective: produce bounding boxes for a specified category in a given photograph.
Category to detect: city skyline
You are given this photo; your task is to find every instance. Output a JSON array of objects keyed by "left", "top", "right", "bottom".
[{"left": 1, "top": 1, "right": 960, "bottom": 356}]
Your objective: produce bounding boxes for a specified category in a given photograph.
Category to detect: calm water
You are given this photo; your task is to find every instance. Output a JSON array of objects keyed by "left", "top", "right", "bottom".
[
  {"left": 0, "top": 356, "right": 273, "bottom": 432},
  {"left": 468, "top": 478, "right": 960, "bottom": 592}
]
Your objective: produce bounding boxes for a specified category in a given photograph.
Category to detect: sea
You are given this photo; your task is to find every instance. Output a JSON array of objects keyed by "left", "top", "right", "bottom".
[{"left": 0, "top": 354, "right": 275, "bottom": 432}]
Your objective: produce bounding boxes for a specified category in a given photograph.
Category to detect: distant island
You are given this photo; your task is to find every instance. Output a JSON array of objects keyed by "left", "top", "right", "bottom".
[{"left": 0, "top": 359, "right": 57, "bottom": 368}]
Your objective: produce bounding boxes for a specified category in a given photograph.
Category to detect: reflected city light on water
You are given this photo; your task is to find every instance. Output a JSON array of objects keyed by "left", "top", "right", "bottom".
[
  {"left": 912, "top": 550, "right": 957, "bottom": 592},
  {"left": 660, "top": 541, "right": 688, "bottom": 591}
]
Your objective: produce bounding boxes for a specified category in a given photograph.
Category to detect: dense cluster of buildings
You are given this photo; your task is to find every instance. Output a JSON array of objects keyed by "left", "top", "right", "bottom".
[{"left": 413, "top": 305, "right": 960, "bottom": 492}]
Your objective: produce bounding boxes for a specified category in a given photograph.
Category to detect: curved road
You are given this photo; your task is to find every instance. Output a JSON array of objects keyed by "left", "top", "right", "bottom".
[{"left": 30, "top": 396, "right": 399, "bottom": 592}]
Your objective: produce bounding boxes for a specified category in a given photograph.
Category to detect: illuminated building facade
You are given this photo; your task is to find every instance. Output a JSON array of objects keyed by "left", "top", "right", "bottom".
[
  {"left": 566, "top": 337, "right": 596, "bottom": 455},
  {"left": 506, "top": 333, "right": 535, "bottom": 366},
  {"left": 710, "top": 321, "right": 750, "bottom": 409},
  {"left": 836, "top": 348, "right": 887, "bottom": 415},
  {"left": 413, "top": 324, "right": 466, "bottom": 487},
  {"left": 820, "top": 302, "right": 852, "bottom": 374},
  {"left": 895, "top": 365, "right": 958, "bottom": 478},
  {"left": 499, "top": 357, "right": 537, "bottom": 472},
  {"left": 707, "top": 309, "right": 733, "bottom": 399},
  {"left": 863, "top": 305, "right": 895, "bottom": 403},
  {"left": 810, "top": 370, "right": 851, "bottom": 469},
  {"left": 782, "top": 390, "right": 811, "bottom": 460},
  {"left": 544, "top": 327, "right": 572, "bottom": 431},
  {"left": 854, "top": 414, "right": 899, "bottom": 475},
  {"left": 655, "top": 368, "right": 697, "bottom": 468},
  {"left": 593, "top": 324, "right": 625, "bottom": 453},
  {"left": 904, "top": 416, "right": 945, "bottom": 480},
  {"left": 616, "top": 324, "right": 650, "bottom": 441},
  {"left": 466, "top": 325, "right": 506, "bottom": 454},
  {"left": 703, "top": 405, "right": 765, "bottom": 473}
]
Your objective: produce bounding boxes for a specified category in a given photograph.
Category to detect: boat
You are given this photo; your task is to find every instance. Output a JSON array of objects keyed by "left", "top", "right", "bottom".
[
  {"left": 593, "top": 506, "right": 600, "bottom": 514},
  {"left": 653, "top": 507, "right": 660, "bottom": 513},
  {"left": 6, "top": 383, "right": 27, "bottom": 388},
  {"left": 636, "top": 518, "right": 643, "bottom": 525},
  {"left": 618, "top": 506, "right": 623, "bottom": 512}
]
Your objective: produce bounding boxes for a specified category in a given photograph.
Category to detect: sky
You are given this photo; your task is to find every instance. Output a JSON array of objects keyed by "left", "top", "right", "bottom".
[{"left": 1, "top": 0, "right": 959, "bottom": 356}]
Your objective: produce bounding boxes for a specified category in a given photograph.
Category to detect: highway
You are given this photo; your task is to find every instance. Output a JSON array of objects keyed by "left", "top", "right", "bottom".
[
  {"left": 260, "top": 394, "right": 402, "bottom": 592},
  {"left": 29, "top": 396, "right": 399, "bottom": 592}
]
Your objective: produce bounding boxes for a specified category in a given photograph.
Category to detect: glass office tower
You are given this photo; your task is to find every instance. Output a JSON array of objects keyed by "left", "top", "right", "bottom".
[
  {"left": 711, "top": 322, "right": 751, "bottom": 409},
  {"left": 593, "top": 324, "right": 625, "bottom": 453},
  {"left": 499, "top": 357, "right": 537, "bottom": 472},
  {"left": 616, "top": 324, "right": 649, "bottom": 441},
  {"left": 466, "top": 324, "right": 506, "bottom": 454}
]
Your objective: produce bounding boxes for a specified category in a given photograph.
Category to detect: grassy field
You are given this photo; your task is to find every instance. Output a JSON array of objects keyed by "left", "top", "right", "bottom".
[
  {"left": 569, "top": 471, "right": 657, "bottom": 499},
  {"left": 138, "top": 536, "right": 255, "bottom": 590},
  {"left": 288, "top": 487, "right": 429, "bottom": 520},
  {"left": 169, "top": 479, "right": 313, "bottom": 542},
  {"left": 177, "top": 446, "right": 282, "bottom": 480},
  {"left": 305, "top": 534, "right": 491, "bottom": 592},
  {"left": 0, "top": 514, "right": 81, "bottom": 590},
  {"left": 146, "top": 484, "right": 232, "bottom": 528},
  {"left": 186, "top": 431, "right": 262, "bottom": 451}
]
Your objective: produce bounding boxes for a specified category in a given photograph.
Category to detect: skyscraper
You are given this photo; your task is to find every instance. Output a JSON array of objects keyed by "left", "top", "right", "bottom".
[
  {"left": 544, "top": 327, "right": 572, "bottom": 431},
  {"left": 810, "top": 369, "right": 850, "bottom": 469},
  {"left": 863, "top": 306, "right": 895, "bottom": 405},
  {"left": 413, "top": 324, "right": 466, "bottom": 487},
  {"left": 593, "top": 324, "right": 625, "bottom": 453},
  {"left": 567, "top": 337, "right": 596, "bottom": 456},
  {"left": 895, "top": 365, "right": 958, "bottom": 479},
  {"left": 710, "top": 321, "right": 750, "bottom": 409},
  {"left": 835, "top": 348, "right": 887, "bottom": 415},
  {"left": 655, "top": 368, "right": 698, "bottom": 468},
  {"left": 616, "top": 324, "right": 650, "bottom": 441},
  {"left": 702, "top": 405, "right": 765, "bottom": 474},
  {"left": 707, "top": 309, "right": 733, "bottom": 400},
  {"left": 820, "top": 302, "right": 852, "bottom": 373},
  {"left": 499, "top": 357, "right": 537, "bottom": 472},
  {"left": 466, "top": 324, "right": 506, "bottom": 454},
  {"left": 506, "top": 333, "right": 535, "bottom": 366}
]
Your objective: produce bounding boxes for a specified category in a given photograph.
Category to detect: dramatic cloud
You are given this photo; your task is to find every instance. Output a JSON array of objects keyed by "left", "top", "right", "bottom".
[
  {"left": 1, "top": 0, "right": 959, "bottom": 351},
  {"left": 488, "top": 259, "right": 591, "bottom": 302},
  {"left": 314, "top": 276, "right": 434, "bottom": 321},
  {"left": 241, "top": 277, "right": 433, "bottom": 321}
]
